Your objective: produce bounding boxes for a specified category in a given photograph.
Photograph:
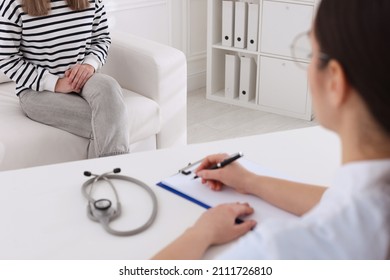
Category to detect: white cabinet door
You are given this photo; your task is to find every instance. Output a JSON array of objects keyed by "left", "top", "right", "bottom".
[
  {"left": 258, "top": 56, "right": 309, "bottom": 115},
  {"left": 260, "top": 1, "right": 313, "bottom": 58}
]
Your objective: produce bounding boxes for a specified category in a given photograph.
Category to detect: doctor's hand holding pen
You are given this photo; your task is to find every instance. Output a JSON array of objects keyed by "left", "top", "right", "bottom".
[{"left": 194, "top": 153, "right": 258, "bottom": 194}]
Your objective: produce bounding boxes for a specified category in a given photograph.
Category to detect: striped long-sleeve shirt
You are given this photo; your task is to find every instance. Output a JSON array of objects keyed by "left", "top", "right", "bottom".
[{"left": 0, "top": 0, "right": 111, "bottom": 95}]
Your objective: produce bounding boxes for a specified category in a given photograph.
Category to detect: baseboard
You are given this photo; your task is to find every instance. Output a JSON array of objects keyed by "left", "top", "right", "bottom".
[{"left": 188, "top": 71, "right": 206, "bottom": 92}]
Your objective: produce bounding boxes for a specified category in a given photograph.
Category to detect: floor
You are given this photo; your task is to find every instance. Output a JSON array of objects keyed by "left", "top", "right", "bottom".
[{"left": 187, "top": 88, "right": 318, "bottom": 144}]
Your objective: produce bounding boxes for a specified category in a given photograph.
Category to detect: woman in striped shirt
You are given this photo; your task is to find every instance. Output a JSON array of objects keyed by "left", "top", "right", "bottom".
[{"left": 0, "top": 0, "right": 130, "bottom": 158}]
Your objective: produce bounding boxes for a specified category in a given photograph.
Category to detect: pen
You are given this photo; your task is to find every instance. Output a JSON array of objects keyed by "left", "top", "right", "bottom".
[{"left": 193, "top": 152, "right": 244, "bottom": 179}]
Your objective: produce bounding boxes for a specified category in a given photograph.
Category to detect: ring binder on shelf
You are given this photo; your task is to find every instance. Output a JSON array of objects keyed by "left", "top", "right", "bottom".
[
  {"left": 222, "top": 1, "right": 234, "bottom": 47},
  {"left": 234, "top": 1, "right": 248, "bottom": 49},
  {"left": 239, "top": 56, "right": 257, "bottom": 102},
  {"left": 225, "top": 54, "right": 240, "bottom": 99},
  {"left": 247, "top": 3, "right": 259, "bottom": 52}
]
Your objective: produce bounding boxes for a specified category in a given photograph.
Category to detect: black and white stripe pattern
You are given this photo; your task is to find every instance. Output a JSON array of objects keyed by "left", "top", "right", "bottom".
[{"left": 0, "top": 0, "right": 111, "bottom": 95}]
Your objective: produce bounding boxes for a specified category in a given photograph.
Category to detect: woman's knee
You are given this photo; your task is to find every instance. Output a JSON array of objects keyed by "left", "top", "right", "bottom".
[
  {"left": 82, "top": 73, "right": 123, "bottom": 102},
  {"left": 83, "top": 74, "right": 128, "bottom": 121},
  {"left": 82, "top": 74, "right": 127, "bottom": 113},
  {"left": 92, "top": 73, "right": 121, "bottom": 90}
]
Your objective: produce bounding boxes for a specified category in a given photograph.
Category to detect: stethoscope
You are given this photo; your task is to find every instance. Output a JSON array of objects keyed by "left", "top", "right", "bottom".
[{"left": 81, "top": 168, "right": 158, "bottom": 236}]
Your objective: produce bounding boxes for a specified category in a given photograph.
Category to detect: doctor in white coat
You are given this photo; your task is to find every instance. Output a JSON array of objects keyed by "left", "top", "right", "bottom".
[{"left": 153, "top": 0, "right": 390, "bottom": 260}]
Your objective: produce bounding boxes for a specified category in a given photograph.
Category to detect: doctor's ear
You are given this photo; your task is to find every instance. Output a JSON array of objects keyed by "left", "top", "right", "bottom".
[{"left": 325, "top": 59, "right": 351, "bottom": 108}]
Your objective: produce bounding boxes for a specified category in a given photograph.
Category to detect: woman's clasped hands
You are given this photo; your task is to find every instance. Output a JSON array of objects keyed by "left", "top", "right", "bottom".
[{"left": 55, "top": 63, "right": 95, "bottom": 94}]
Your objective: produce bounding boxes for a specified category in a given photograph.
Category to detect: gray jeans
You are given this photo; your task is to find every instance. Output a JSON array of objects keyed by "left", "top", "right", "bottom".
[{"left": 19, "top": 73, "right": 130, "bottom": 158}]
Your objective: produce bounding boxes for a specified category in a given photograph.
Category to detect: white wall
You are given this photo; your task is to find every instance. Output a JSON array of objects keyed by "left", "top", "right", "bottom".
[
  {"left": 104, "top": 0, "right": 170, "bottom": 45},
  {"left": 104, "top": 0, "right": 207, "bottom": 91},
  {"left": 182, "top": 0, "right": 207, "bottom": 92}
]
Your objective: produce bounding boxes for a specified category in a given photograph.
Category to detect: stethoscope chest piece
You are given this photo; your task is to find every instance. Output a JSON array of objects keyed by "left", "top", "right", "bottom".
[{"left": 94, "top": 199, "right": 112, "bottom": 211}]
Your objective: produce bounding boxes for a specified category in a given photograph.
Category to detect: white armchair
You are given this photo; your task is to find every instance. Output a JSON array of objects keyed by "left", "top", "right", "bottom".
[{"left": 0, "top": 32, "right": 187, "bottom": 171}]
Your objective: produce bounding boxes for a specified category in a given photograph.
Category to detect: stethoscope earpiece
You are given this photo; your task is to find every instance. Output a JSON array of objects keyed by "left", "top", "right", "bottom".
[
  {"left": 113, "top": 168, "right": 121, "bottom": 174},
  {"left": 81, "top": 169, "right": 158, "bottom": 236},
  {"left": 84, "top": 168, "right": 120, "bottom": 177}
]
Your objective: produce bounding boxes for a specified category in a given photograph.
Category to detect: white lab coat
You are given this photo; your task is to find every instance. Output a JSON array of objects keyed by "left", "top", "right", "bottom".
[{"left": 217, "top": 160, "right": 390, "bottom": 259}]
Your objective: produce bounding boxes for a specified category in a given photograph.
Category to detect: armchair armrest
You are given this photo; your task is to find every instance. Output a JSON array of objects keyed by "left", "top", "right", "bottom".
[{"left": 101, "top": 31, "right": 187, "bottom": 148}]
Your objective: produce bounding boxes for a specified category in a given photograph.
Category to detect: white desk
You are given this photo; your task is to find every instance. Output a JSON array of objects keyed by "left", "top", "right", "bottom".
[{"left": 0, "top": 127, "right": 340, "bottom": 259}]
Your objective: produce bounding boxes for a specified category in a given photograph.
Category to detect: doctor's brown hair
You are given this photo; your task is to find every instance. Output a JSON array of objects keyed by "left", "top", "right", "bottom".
[
  {"left": 22, "top": 0, "right": 90, "bottom": 16},
  {"left": 314, "top": 0, "right": 390, "bottom": 135}
]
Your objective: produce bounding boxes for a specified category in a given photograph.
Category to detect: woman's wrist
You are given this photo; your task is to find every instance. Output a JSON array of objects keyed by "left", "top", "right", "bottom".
[
  {"left": 152, "top": 226, "right": 211, "bottom": 260},
  {"left": 187, "top": 225, "right": 213, "bottom": 246},
  {"left": 241, "top": 171, "right": 261, "bottom": 195},
  {"left": 183, "top": 226, "right": 213, "bottom": 257},
  {"left": 82, "top": 63, "right": 96, "bottom": 73}
]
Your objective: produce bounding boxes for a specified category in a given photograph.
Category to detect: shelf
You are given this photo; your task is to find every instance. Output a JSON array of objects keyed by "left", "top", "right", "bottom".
[
  {"left": 212, "top": 43, "right": 259, "bottom": 56},
  {"left": 207, "top": 0, "right": 317, "bottom": 120}
]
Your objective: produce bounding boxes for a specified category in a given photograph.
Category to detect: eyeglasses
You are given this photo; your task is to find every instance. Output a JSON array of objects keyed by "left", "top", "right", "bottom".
[{"left": 290, "top": 31, "right": 331, "bottom": 69}]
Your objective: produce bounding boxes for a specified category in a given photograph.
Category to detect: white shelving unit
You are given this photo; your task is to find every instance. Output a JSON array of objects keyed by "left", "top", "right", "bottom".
[{"left": 207, "top": 0, "right": 318, "bottom": 120}]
